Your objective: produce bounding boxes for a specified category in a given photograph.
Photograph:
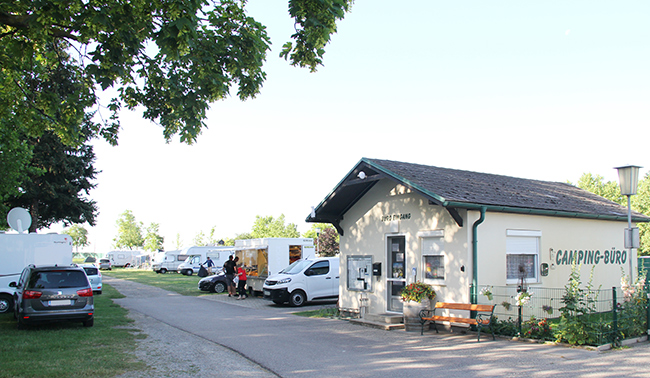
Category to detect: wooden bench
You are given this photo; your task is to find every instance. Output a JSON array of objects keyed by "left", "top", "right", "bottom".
[{"left": 418, "top": 302, "right": 496, "bottom": 342}]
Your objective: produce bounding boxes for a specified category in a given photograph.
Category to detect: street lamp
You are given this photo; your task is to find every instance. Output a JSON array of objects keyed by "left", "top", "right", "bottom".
[{"left": 615, "top": 165, "right": 642, "bottom": 283}]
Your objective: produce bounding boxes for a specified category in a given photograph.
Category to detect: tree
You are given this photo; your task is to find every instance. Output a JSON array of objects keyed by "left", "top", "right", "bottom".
[
  {"left": 193, "top": 231, "right": 207, "bottom": 247},
  {"left": 250, "top": 214, "right": 300, "bottom": 238},
  {"left": 64, "top": 224, "right": 89, "bottom": 252},
  {"left": 143, "top": 222, "right": 164, "bottom": 252},
  {"left": 113, "top": 210, "right": 143, "bottom": 250},
  {"left": 574, "top": 172, "right": 650, "bottom": 256},
  {"left": 2, "top": 127, "right": 99, "bottom": 232},
  {"left": 304, "top": 223, "right": 339, "bottom": 256},
  {"left": 0, "top": 0, "right": 352, "bottom": 146},
  {"left": 174, "top": 233, "right": 183, "bottom": 250}
]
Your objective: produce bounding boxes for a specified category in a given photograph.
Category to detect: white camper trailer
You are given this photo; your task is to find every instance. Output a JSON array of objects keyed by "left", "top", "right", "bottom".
[
  {"left": 105, "top": 250, "right": 143, "bottom": 267},
  {"left": 0, "top": 233, "right": 73, "bottom": 314},
  {"left": 235, "top": 238, "right": 315, "bottom": 294}
]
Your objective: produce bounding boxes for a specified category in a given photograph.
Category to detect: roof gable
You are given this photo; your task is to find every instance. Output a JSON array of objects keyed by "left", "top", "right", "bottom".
[{"left": 307, "top": 158, "right": 650, "bottom": 233}]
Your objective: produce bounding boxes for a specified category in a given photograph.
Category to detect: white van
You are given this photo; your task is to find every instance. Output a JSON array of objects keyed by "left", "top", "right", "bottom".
[{"left": 262, "top": 257, "right": 339, "bottom": 306}]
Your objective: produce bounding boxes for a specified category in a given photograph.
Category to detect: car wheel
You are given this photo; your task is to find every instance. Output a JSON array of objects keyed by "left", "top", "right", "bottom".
[
  {"left": 83, "top": 318, "right": 94, "bottom": 327},
  {"left": 289, "top": 290, "right": 306, "bottom": 307},
  {"left": 213, "top": 282, "right": 226, "bottom": 293},
  {"left": 160, "top": 268, "right": 167, "bottom": 274},
  {"left": 0, "top": 294, "right": 13, "bottom": 314},
  {"left": 184, "top": 270, "right": 193, "bottom": 276}
]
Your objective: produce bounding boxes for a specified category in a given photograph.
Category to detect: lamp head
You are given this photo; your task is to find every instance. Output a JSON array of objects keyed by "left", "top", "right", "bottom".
[{"left": 615, "top": 165, "right": 642, "bottom": 196}]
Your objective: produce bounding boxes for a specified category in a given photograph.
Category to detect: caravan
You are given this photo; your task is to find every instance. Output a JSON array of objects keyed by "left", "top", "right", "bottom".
[
  {"left": 0, "top": 233, "right": 73, "bottom": 314},
  {"left": 105, "top": 250, "right": 143, "bottom": 267}
]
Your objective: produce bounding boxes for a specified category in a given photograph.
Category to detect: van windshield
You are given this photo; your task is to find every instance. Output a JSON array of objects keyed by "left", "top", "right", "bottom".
[{"left": 280, "top": 260, "right": 311, "bottom": 275}]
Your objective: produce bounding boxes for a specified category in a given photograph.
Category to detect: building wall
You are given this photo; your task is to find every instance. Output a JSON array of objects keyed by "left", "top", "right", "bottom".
[
  {"left": 476, "top": 212, "right": 632, "bottom": 290},
  {"left": 338, "top": 180, "right": 635, "bottom": 316}
]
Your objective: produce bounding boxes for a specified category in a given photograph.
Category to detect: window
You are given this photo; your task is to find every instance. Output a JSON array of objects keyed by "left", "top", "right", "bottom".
[
  {"left": 420, "top": 231, "right": 445, "bottom": 281},
  {"left": 308, "top": 261, "right": 330, "bottom": 276},
  {"left": 506, "top": 230, "right": 541, "bottom": 284}
]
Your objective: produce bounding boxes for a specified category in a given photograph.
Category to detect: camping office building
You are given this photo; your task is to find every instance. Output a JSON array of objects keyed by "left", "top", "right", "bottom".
[{"left": 307, "top": 158, "right": 650, "bottom": 318}]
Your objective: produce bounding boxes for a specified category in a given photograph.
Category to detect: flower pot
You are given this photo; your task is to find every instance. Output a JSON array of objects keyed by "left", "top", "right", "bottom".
[{"left": 403, "top": 298, "right": 432, "bottom": 332}]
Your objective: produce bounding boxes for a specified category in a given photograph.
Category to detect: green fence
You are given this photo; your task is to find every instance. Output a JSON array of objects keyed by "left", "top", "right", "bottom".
[{"left": 472, "top": 284, "right": 649, "bottom": 346}]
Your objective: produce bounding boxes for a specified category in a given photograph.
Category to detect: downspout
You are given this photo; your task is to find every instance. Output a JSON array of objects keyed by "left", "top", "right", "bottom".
[{"left": 471, "top": 206, "right": 487, "bottom": 305}]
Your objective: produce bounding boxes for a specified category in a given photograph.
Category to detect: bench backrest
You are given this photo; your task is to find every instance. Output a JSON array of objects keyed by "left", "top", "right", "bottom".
[{"left": 434, "top": 302, "right": 494, "bottom": 312}]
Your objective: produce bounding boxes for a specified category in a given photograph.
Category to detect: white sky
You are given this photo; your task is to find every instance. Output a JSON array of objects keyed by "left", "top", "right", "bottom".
[{"left": 47, "top": 0, "right": 650, "bottom": 252}]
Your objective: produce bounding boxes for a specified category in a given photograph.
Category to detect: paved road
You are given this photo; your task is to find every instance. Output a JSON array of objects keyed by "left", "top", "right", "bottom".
[{"left": 106, "top": 277, "right": 650, "bottom": 378}]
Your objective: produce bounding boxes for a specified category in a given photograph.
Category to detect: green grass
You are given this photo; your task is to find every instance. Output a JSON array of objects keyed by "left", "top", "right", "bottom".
[
  {"left": 294, "top": 307, "right": 341, "bottom": 318},
  {"left": 102, "top": 268, "right": 221, "bottom": 297},
  {"left": 0, "top": 284, "right": 147, "bottom": 378}
]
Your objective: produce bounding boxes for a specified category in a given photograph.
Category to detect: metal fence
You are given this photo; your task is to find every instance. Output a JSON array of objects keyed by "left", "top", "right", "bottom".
[{"left": 471, "top": 284, "right": 649, "bottom": 346}]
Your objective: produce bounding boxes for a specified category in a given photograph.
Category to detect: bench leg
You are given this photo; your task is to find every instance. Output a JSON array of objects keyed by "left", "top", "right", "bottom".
[{"left": 477, "top": 325, "right": 482, "bottom": 342}]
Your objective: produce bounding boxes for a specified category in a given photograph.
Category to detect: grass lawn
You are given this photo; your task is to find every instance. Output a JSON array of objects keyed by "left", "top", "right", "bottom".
[
  {"left": 0, "top": 284, "right": 147, "bottom": 378},
  {"left": 102, "top": 268, "right": 221, "bottom": 297}
]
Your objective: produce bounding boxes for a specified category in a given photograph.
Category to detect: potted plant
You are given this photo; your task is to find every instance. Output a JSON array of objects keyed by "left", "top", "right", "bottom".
[{"left": 400, "top": 282, "right": 436, "bottom": 332}]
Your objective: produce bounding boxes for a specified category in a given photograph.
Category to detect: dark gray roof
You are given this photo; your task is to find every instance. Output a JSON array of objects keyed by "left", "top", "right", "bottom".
[{"left": 307, "top": 158, "right": 649, "bottom": 233}]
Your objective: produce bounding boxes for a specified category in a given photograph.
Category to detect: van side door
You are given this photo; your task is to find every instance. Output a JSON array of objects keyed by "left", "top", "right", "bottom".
[{"left": 304, "top": 260, "right": 333, "bottom": 300}]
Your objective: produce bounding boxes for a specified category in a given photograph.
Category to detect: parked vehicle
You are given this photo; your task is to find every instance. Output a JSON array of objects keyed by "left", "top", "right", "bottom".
[
  {"left": 105, "top": 250, "right": 143, "bottom": 268},
  {"left": 152, "top": 250, "right": 188, "bottom": 274},
  {"left": 98, "top": 258, "right": 112, "bottom": 270},
  {"left": 10, "top": 264, "right": 94, "bottom": 328},
  {"left": 263, "top": 256, "right": 339, "bottom": 306},
  {"left": 81, "top": 264, "right": 102, "bottom": 294},
  {"left": 235, "top": 238, "right": 315, "bottom": 295},
  {"left": 0, "top": 233, "right": 73, "bottom": 314},
  {"left": 198, "top": 272, "right": 229, "bottom": 293},
  {"left": 176, "top": 246, "right": 236, "bottom": 276}
]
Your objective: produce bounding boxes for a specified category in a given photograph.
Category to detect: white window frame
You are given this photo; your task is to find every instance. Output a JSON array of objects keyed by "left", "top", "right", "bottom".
[
  {"left": 418, "top": 230, "right": 445, "bottom": 283},
  {"left": 506, "top": 229, "right": 541, "bottom": 285}
]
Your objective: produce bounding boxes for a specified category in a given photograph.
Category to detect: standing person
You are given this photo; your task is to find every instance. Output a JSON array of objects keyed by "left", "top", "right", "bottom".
[
  {"left": 223, "top": 255, "right": 236, "bottom": 297},
  {"left": 236, "top": 264, "right": 247, "bottom": 300},
  {"left": 204, "top": 256, "right": 215, "bottom": 275}
]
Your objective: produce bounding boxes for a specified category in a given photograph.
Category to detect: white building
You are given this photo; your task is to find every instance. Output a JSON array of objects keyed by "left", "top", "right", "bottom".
[{"left": 307, "top": 158, "right": 649, "bottom": 319}]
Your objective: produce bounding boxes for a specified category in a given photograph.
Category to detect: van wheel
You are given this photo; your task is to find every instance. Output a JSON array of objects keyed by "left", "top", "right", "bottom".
[
  {"left": 160, "top": 268, "right": 167, "bottom": 274},
  {"left": 289, "top": 290, "right": 306, "bottom": 307},
  {"left": 0, "top": 294, "right": 13, "bottom": 314},
  {"left": 185, "top": 270, "right": 193, "bottom": 276}
]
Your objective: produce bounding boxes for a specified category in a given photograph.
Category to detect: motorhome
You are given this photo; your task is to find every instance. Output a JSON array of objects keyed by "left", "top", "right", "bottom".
[
  {"left": 105, "top": 250, "right": 143, "bottom": 267},
  {"left": 176, "top": 246, "right": 236, "bottom": 276},
  {"left": 152, "top": 250, "right": 188, "bottom": 274},
  {"left": 235, "top": 238, "right": 315, "bottom": 294},
  {"left": 0, "top": 232, "right": 73, "bottom": 314}
]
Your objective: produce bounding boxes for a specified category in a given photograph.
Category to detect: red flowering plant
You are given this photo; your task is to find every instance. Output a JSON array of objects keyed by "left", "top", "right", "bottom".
[{"left": 400, "top": 282, "right": 436, "bottom": 303}]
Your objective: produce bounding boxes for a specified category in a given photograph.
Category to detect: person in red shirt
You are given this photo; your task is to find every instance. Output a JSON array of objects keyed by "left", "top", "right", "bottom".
[{"left": 236, "top": 264, "right": 248, "bottom": 300}]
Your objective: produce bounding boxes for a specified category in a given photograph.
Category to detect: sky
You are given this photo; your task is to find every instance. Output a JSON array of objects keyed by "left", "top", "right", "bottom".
[{"left": 47, "top": 1, "right": 650, "bottom": 253}]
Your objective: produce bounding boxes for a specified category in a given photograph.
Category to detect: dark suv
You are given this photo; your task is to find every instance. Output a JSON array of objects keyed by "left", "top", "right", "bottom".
[{"left": 10, "top": 265, "right": 94, "bottom": 328}]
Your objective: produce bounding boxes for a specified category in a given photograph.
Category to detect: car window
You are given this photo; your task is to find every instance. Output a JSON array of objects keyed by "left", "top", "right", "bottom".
[
  {"left": 83, "top": 267, "right": 98, "bottom": 276},
  {"left": 28, "top": 271, "right": 89, "bottom": 289},
  {"left": 308, "top": 261, "right": 330, "bottom": 276}
]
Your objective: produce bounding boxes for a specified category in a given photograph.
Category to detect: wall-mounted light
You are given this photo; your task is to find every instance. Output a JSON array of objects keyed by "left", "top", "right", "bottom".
[{"left": 357, "top": 171, "right": 366, "bottom": 180}]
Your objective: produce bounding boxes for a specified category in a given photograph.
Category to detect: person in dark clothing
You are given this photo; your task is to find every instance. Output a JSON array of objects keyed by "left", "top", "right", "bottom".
[{"left": 223, "top": 255, "right": 237, "bottom": 297}]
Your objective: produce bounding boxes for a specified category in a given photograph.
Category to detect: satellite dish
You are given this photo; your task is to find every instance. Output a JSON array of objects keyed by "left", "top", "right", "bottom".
[{"left": 7, "top": 207, "right": 32, "bottom": 234}]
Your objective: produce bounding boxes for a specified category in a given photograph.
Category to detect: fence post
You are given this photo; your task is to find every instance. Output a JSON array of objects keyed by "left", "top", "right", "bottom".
[
  {"left": 612, "top": 287, "right": 618, "bottom": 345},
  {"left": 518, "top": 305, "right": 522, "bottom": 336},
  {"left": 646, "top": 285, "right": 650, "bottom": 337}
]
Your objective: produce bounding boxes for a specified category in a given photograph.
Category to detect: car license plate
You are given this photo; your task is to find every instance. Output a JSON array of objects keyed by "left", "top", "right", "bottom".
[
  {"left": 263, "top": 290, "right": 270, "bottom": 297},
  {"left": 48, "top": 300, "right": 72, "bottom": 306}
]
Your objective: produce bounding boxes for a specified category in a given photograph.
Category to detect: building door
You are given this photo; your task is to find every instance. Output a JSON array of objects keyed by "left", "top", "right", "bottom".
[{"left": 387, "top": 236, "right": 406, "bottom": 312}]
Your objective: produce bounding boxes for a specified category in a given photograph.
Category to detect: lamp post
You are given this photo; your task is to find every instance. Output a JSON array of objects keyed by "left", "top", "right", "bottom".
[
  {"left": 615, "top": 165, "right": 642, "bottom": 283},
  {"left": 315, "top": 228, "right": 321, "bottom": 255}
]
